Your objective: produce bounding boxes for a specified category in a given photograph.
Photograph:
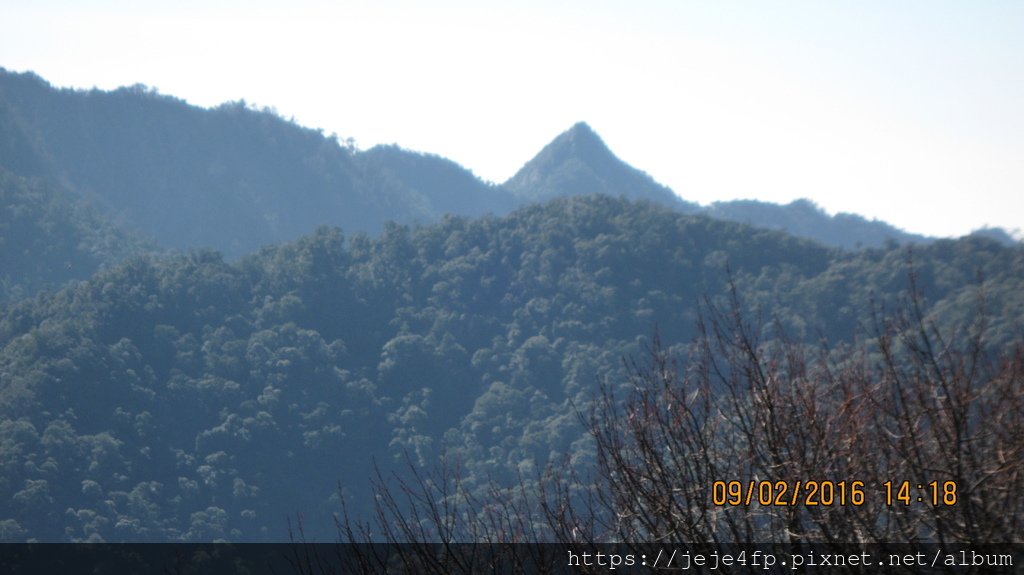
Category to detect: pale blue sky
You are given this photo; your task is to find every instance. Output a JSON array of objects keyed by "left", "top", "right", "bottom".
[{"left": 2, "top": 0, "right": 1021, "bottom": 238}]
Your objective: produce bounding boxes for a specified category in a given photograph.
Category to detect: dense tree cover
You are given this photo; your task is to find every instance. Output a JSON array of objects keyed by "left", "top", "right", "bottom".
[
  {"left": 0, "top": 92, "right": 54, "bottom": 179},
  {"left": 330, "top": 290, "right": 1022, "bottom": 575},
  {"left": 0, "top": 169, "right": 148, "bottom": 302},
  {"left": 0, "top": 195, "right": 1020, "bottom": 542}
]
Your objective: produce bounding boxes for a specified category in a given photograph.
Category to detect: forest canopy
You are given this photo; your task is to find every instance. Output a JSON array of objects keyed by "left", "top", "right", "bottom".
[{"left": 0, "top": 195, "right": 1020, "bottom": 542}]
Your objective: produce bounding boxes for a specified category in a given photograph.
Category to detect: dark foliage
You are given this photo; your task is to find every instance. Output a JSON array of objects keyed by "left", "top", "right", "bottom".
[
  {"left": 0, "top": 195, "right": 1020, "bottom": 542},
  {"left": 0, "top": 169, "right": 148, "bottom": 302},
  {"left": 325, "top": 281, "right": 1022, "bottom": 574}
]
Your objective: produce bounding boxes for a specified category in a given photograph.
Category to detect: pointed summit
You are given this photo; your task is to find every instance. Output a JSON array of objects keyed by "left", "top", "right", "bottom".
[
  {"left": 556, "top": 121, "right": 609, "bottom": 160},
  {"left": 504, "top": 122, "right": 695, "bottom": 210}
]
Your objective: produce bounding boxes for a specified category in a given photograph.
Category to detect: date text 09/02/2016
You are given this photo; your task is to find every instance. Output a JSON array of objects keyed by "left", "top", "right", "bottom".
[{"left": 711, "top": 480, "right": 958, "bottom": 507}]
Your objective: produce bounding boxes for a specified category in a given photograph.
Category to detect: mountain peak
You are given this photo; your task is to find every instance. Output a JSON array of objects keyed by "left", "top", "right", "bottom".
[
  {"left": 503, "top": 122, "right": 693, "bottom": 210},
  {"left": 548, "top": 121, "right": 613, "bottom": 165},
  {"left": 565, "top": 120, "right": 598, "bottom": 139}
]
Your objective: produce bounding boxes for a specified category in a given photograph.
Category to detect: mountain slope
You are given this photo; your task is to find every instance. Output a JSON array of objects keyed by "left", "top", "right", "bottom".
[
  {"left": 0, "top": 70, "right": 514, "bottom": 258},
  {"left": 356, "top": 144, "right": 519, "bottom": 219},
  {"left": 3, "top": 68, "right": 1008, "bottom": 263},
  {"left": 0, "top": 70, "right": 383, "bottom": 256},
  {"left": 0, "top": 90, "right": 54, "bottom": 179},
  {"left": 504, "top": 122, "right": 698, "bottom": 210},
  {"left": 705, "top": 198, "right": 929, "bottom": 249},
  {"left": 0, "top": 195, "right": 1020, "bottom": 541},
  {"left": 501, "top": 122, "right": 952, "bottom": 249},
  {"left": 0, "top": 168, "right": 149, "bottom": 302}
]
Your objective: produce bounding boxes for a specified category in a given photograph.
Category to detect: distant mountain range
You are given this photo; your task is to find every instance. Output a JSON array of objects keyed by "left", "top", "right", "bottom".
[{"left": 0, "top": 68, "right": 1015, "bottom": 301}]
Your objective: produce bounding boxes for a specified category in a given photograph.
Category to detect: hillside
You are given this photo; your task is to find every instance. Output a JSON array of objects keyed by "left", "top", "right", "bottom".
[
  {"left": 1, "top": 68, "right": 980, "bottom": 270},
  {"left": 502, "top": 122, "right": 949, "bottom": 250},
  {"left": 0, "top": 91, "right": 152, "bottom": 301},
  {"left": 0, "top": 169, "right": 148, "bottom": 302},
  {"left": 1, "top": 195, "right": 1020, "bottom": 542},
  {"left": 504, "top": 122, "right": 696, "bottom": 211},
  {"left": 0, "top": 70, "right": 513, "bottom": 259},
  {"left": 355, "top": 144, "right": 519, "bottom": 219},
  {"left": 705, "top": 198, "right": 930, "bottom": 249}
]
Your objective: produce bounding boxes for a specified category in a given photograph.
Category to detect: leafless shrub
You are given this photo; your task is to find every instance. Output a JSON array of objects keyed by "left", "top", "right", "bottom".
[{"left": 328, "top": 277, "right": 1023, "bottom": 573}]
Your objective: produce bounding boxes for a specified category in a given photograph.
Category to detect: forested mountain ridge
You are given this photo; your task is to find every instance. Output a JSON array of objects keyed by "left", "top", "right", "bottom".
[
  {"left": 0, "top": 69, "right": 496, "bottom": 258},
  {"left": 0, "top": 87, "right": 150, "bottom": 302},
  {"left": 502, "top": 123, "right": 941, "bottom": 249},
  {"left": 0, "top": 167, "right": 150, "bottom": 302},
  {"left": 0, "top": 195, "right": 1020, "bottom": 542},
  {"left": 705, "top": 198, "right": 930, "bottom": 248},
  {"left": 355, "top": 144, "right": 519, "bottom": 219},
  {"left": 0, "top": 90, "right": 55, "bottom": 179},
  {"left": 2, "top": 67, "right": 999, "bottom": 273}
]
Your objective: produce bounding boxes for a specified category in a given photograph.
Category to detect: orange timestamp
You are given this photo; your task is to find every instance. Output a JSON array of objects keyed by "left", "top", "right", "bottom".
[
  {"left": 712, "top": 480, "right": 866, "bottom": 507},
  {"left": 711, "top": 480, "right": 959, "bottom": 507}
]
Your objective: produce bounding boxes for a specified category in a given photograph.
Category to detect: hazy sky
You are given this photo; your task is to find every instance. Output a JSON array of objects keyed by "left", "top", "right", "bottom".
[{"left": 3, "top": 0, "right": 1021, "bottom": 238}]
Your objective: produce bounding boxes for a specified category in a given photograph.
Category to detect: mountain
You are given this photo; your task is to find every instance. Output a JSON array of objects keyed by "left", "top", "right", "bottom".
[
  {"left": 500, "top": 122, "right": 950, "bottom": 249},
  {"left": 0, "top": 194, "right": 1020, "bottom": 542},
  {"left": 968, "top": 225, "right": 1019, "bottom": 245},
  {"left": 0, "top": 168, "right": 149, "bottom": 302},
  {"left": 355, "top": 144, "right": 519, "bottom": 219},
  {"left": 2, "top": 66, "right": 1011, "bottom": 292},
  {"left": 0, "top": 69, "right": 514, "bottom": 259},
  {"left": 0, "top": 70, "right": 360, "bottom": 256},
  {"left": 704, "top": 198, "right": 929, "bottom": 249},
  {"left": 0, "top": 91, "right": 54, "bottom": 179},
  {"left": 504, "top": 122, "right": 698, "bottom": 211}
]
